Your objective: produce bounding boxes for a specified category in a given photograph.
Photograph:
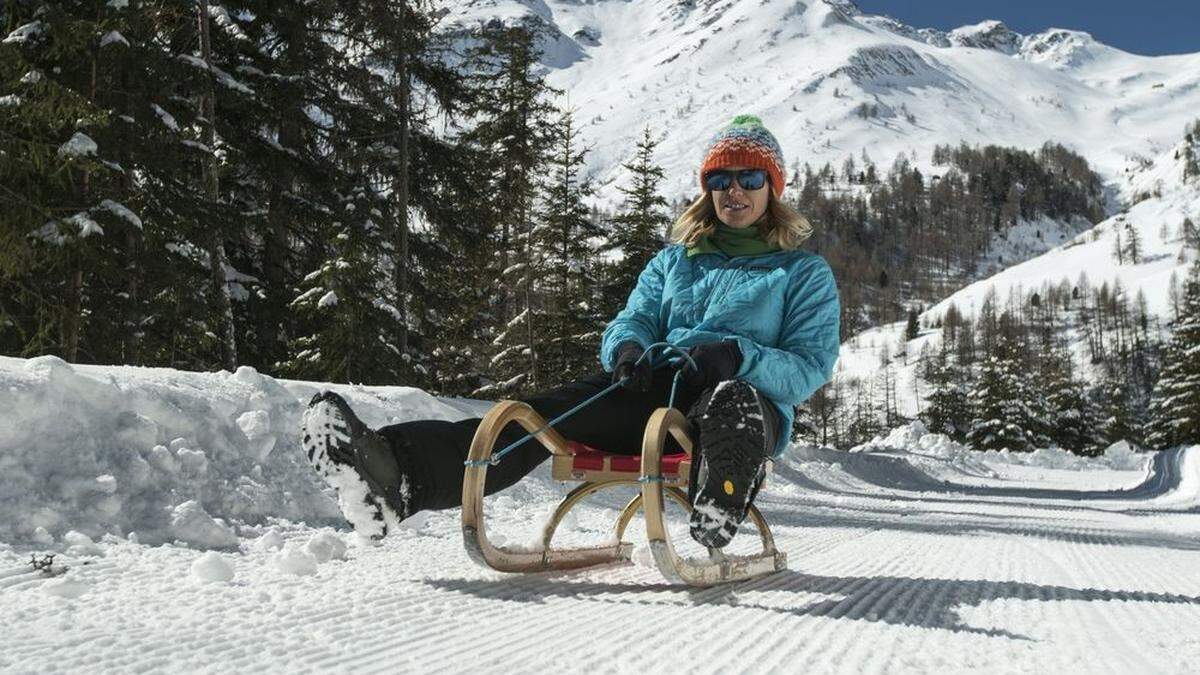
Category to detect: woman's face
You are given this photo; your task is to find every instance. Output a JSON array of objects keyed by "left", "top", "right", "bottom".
[{"left": 710, "top": 165, "right": 770, "bottom": 229}]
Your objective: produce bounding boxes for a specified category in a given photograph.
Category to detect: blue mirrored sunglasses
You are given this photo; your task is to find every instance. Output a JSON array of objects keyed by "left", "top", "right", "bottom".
[{"left": 704, "top": 169, "right": 768, "bottom": 192}]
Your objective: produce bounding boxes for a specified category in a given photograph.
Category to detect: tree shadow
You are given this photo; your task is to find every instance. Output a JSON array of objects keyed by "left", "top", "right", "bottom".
[{"left": 426, "top": 569, "right": 1200, "bottom": 640}]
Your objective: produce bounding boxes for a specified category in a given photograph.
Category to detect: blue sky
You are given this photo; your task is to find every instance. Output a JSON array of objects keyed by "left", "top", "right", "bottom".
[{"left": 852, "top": 1, "right": 1199, "bottom": 56}]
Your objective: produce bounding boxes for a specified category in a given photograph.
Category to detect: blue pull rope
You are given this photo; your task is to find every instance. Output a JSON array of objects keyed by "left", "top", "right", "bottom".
[{"left": 464, "top": 342, "right": 696, "bottom": 467}]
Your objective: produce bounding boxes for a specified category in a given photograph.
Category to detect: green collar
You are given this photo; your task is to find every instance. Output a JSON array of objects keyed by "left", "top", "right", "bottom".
[{"left": 685, "top": 223, "right": 781, "bottom": 258}]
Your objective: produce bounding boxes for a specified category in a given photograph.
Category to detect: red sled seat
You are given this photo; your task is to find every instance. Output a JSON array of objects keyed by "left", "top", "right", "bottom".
[{"left": 551, "top": 440, "right": 692, "bottom": 486}]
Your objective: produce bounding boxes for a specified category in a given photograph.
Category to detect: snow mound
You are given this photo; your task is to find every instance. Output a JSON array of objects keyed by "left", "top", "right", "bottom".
[
  {"left": 191, "top": 551, "right": 235, "bottom": 583},
  {"left": 273, "top": 541, "right": 318, "bottom": 576},
  {"left": 304, "top": 530, "right": 348, "bottom": 563},
  {"left": 170, "top": 501, "right": 238, "bottom": 549},
  {"left": 0, "top": 355, "right": 481, "bottom": 547}
]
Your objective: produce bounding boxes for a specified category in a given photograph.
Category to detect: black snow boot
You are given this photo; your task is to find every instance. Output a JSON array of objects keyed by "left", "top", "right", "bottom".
[
  {"left": 686, "top": 380, "right": 771, "bottom": 549},
  {"left": 301, "top": 391, "right": 419, "bottom": 539}
]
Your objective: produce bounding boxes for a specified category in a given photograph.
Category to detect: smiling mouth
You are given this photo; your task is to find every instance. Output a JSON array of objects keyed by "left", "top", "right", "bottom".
[{"left": 724, "top": 203, "right": 748, "bottom": 211}]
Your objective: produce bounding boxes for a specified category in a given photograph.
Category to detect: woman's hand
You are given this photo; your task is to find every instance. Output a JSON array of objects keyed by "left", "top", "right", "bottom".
[
  {"left": 675, "top": 340, "right": 743, "bottom": 390},
  {"left": 612, "top": 341, "right": 653, "bottom": 392}
]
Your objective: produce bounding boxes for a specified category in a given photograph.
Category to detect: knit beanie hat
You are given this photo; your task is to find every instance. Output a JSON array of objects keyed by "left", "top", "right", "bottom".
[{"left": 698, "top": 114, "right": 787, "bottom": 198}]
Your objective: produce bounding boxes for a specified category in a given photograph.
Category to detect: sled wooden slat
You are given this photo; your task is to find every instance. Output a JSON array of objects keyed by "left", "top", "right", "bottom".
[
  {"left": 462, "top": 399, "right": 787, "bottom": 586},
  {"left": 639, "top": 408, "right": 786, "bottom": 586},
  {"left": 462, "top": 401, "right": 630, "bottom": 572}
]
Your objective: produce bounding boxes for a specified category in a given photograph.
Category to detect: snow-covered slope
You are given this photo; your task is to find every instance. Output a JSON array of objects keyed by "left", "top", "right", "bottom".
[
  {"left": 834, "top": 140, "right": 1200, "bottom": 418},
  {"left": 2, "top": 355, "right": 1199, "bottom": 672},
  {"left": 435, "top": 0, "right": 1200, "bottom": 207}
]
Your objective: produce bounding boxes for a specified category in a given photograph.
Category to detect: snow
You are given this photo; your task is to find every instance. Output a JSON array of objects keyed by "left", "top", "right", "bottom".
[
  {"left": 435, "top": 0, "right": 1200, "bottom": 212},
  {"left": 317, "top": 290, "right": 338, "bottom": 308},
  {"left": 66, "top": 211, "right": 103, "bottom": 238},
  {"left": 214, "top": 66, "right": 255, "bottom": 95},
  {"left": 272, "top": 540, "right": 319, "bottom": 576},
  {"left": 99, "top": 30, "right": 128, "bottom": 48},
  {"left": 2, "top": 355, "right": 1199, "bottom": 671},
  {"left": 3, "top": 20, "right": 45, "bottom": 45},
  {"left": 304, "top": 530, "right": 348, "bottom": 563},
  {"left": 0, "top": 355, "right": 475, "bottom": 544},
  {"left": 97, "top": 199, "right": 143, "bottom": 229},
  {"left": 169, "top": 501, "right": 238, "bottom": 549},
  {"left": 57, "top": 132, "right": 97, "bottom": 158},
  {"left": 151, "top": 103, "right": 179, "bottom": 132},
  {"left": 176, "top": 53, "right": 209, "bottom": 71}
]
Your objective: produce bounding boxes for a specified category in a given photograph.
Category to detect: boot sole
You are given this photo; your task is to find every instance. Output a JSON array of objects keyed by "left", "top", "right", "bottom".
[
  {"left": 302, "top": 392, "right": 403, "bottom": 539},
  {"left": 689, "top": 380, "right": 768, "bottom": 549}
]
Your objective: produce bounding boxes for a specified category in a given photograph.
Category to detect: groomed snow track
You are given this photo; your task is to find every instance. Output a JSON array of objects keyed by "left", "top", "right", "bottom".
[{"left": 4, "top": 441, "right": 1199, "bottom": 674}]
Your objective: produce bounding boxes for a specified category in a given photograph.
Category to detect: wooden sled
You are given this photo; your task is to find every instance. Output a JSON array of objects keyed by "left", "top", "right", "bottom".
[{"left": 461, "top": 400, "right": 787, "bottom": 586}]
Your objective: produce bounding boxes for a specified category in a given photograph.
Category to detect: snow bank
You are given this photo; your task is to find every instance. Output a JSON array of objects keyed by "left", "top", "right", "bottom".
[
  {"left": 851, "top": 421, "right": 1152, "bottom": 472},
  {"left": 1148, "top": 444, "right": 1200, "bottom": 509},
  {"left": 0, "top": 355, "right": 482, "bottom": 547}
]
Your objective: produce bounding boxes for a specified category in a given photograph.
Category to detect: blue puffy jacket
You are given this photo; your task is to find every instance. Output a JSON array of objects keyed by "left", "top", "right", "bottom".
[{"left": 599, "top": 244, "right": 841, "bottom": 457}]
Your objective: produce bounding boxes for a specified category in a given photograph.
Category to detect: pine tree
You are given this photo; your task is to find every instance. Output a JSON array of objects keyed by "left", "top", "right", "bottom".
[
  {"left": 805, "top": 380, "right": 841, "bottom": 447},
  {"left": 846, "top": 378, "right": 882, "bottom": 446},
  {"left": 1122, "top": 222, "right": 1143, "bottom": 264},
  {"left": 1183, "top": 217, "right": 1199, "bottom": 252},
  {"left": 904, "top": 306, "right": 920, "bottom": 341},
  {"left": 344, "top": 0, "right": 480, "bottom": 386},
  {"left": 530, "top": 106, "right": 605, "bottom": 383},
  {"left": 1183, "top": 141, "right": 1199, "bottom": 181},
  {"left": 282, "top": 178, "right": 405, "bottom": 384},
  {"left": 601, "top": 125, "right": 670, "bottom": 321},
  {"left": 1146, "top": 261, "right": 1200, "bottom": 448},
  {"left": 462, "top": 21, "right": 559, "bottom": 397},
  {"left": 919, "top": 340, "right": 972, "bottom": 442},
  {"left": 1096, "top": 377, "right": 1138, "bottom": 448},
  {"left": 967, "top": 332, "right": 1043, "bottom": 452},
  {"left": 0, "top": 3, "right": 117, "bottom": 361},
  {"left": 1043, "top": 352, "right": 1101, "bottom": 455}
]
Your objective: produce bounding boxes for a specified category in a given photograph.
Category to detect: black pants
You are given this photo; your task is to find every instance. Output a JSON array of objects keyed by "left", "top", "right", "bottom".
[{"left": 376, "top": 367, "right": 780, "bottom": 512}]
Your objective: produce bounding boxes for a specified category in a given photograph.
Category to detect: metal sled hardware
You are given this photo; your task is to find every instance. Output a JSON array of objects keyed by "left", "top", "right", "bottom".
[{"left": 461, "top": 400, "right": 787, "bottom": 587}]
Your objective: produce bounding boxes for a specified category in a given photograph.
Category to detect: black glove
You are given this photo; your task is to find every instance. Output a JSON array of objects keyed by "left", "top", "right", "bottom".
[
  {"left": 612, "top": 341, "right": 652, "bottom": 392},
  {"left": 676, "top": 340, "right": 743, "bottom": 390}
]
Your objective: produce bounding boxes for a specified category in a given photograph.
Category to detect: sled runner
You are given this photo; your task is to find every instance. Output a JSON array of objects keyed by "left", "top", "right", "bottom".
[{"left": 461, "top": 344, "right": 787, "bottom": 587}]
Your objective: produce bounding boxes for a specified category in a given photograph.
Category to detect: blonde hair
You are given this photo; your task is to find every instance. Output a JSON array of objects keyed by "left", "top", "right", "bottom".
[{"left": 669, "top": 189, "right": 813, "bottom": 250}]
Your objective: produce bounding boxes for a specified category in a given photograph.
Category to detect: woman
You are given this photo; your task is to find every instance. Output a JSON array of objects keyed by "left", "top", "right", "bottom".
[{"left": 301, "top": 114, "right": 840, "bottom": 549}]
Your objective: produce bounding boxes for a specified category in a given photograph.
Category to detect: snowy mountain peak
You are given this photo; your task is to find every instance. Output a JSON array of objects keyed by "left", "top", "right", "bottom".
[
  {"left": 947, "top": 19, "right": 1023, "bottom": 54},
  {"left": 1019, "top": 28, "right": 1108, "bottom": 69}
]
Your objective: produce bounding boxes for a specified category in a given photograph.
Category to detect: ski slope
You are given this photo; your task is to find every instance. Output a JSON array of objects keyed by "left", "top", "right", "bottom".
[{"left": 2, "top": 357, "right": 1199, "bottom": 673}]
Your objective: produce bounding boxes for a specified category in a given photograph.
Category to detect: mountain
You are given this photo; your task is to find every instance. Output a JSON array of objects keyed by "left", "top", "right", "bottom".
[{"left": 434, "top": 0, "right": 1200, "bottom": 208}]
